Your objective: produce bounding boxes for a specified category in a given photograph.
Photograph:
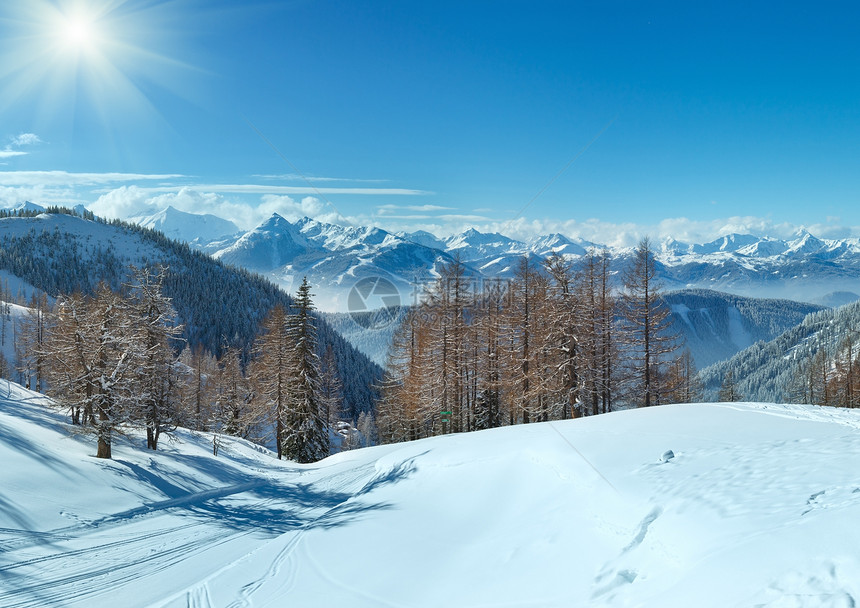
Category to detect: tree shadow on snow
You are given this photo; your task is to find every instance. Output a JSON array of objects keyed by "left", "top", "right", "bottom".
[{"left": 99, "top": 453, "right": 421, "bottom": 538}]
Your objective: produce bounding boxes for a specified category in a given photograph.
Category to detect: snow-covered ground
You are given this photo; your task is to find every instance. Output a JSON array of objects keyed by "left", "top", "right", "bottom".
[{"left": 3, "top": 380, "right": 860, "bottom": 607}]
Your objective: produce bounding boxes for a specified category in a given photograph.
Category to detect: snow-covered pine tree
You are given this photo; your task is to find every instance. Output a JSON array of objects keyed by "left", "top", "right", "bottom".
[
  {"left": 595, "top": 249, "right": 616, "bottom": 414},
  {"left": 180, "top": 344, "right": 217, "bottom": 432},
  {"left": 378, "top": 307, "right": 431, "bottom": 442},
  {"left": 666, "top": 349, "right": 702, "bottom": 403},
  {"left": 472, "top": 280, "right": 504, "bottom": 430},
  {"left": 282, "top": 277, "right": 329, "bottom": 463},
  {"left": 356, "top": 410, "right": 377, "bottom": 448},
  {"left": 503, "top": 255, "right": 542, "bottom": 424},
  {"left": 213, "top": 344, "right": 252, "bottom": 439}
]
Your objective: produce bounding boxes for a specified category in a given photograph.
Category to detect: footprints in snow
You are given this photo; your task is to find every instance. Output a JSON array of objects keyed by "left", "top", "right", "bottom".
[
  {"left": 801, "top": 487, "right": 860, "bottom": 516},
  {"left": 754, "top": 561, "right": 858, "bottom": 608},
  {"left": 592, "top": 507, "right": 662, "bottom": 600}
]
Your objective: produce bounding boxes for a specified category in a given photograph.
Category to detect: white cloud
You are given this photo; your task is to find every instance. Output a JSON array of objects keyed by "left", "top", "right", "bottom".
[
  {"left": 89, "top": 185, "right": 159, "bottom": 218},
  {"left": 90, "top": 187, "right": 346, "bottom": 230},
  {"left": 11, "top": 133, "right": 42, "bottom": 147},
  {"left": 257, "top": 195, "right": 325, "bottom": 220},
  {"left": 0, "top": 132, "right": 43, "bottom": 159},
  {"left": 0, "top": 184, "right": 82, "bottom": 208}
]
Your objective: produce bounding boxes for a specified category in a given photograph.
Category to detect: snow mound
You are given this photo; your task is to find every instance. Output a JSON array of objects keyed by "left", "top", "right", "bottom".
[{"left": 3, "top": 384, "right": 860, "bottom": 606}]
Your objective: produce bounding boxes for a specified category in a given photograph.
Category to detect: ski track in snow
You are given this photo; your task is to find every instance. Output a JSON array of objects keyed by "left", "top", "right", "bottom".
[
  {"left": 0, "top": 519, "right": 249, "bottom": 608},
  {"left": 151, "top": 460, "right": 383, "bottom": 608},
  {"left": 225, "top": 461, "right": 385, "bottom": 608},
  {"left": 0, "top": 475, "right": 279, "bottom": 608}
]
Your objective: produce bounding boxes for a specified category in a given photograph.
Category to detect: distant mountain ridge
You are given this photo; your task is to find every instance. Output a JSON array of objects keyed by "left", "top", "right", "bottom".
[
  {"left": 102, "top": 206, "right": 860, "bottom": 310},
  {"left": 131, "top": 206, "right": 240, "bottom": 244}
]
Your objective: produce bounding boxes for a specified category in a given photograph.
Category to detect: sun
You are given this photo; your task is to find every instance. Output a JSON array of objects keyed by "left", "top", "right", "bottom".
[
  {"left": 0, "top": 0, "right": 200, "bottom": 133},
  {"left": 62, "top": 15, "right": 96, "bottom": 50}
]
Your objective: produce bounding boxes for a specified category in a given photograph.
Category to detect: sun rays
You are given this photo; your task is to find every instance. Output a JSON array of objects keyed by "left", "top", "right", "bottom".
[{"left": 0, "top": 1, "right": 198, "bottom": 134}]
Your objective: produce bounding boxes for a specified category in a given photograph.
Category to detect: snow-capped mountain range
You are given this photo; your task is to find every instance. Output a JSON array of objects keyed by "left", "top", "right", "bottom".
[
  {"left": 10, "top": 203, "right": 860, "bottom": 311},
  {"left": 119, "top": 205, "right": 860, "bottom": 310}
]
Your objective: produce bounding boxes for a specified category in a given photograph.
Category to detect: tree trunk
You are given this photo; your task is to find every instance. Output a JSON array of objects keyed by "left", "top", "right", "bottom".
[{"left": 96, "top": 407, "right": 112, "bottom": 459}]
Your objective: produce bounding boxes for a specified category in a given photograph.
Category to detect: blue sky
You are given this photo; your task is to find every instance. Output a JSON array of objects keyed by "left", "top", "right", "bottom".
[{"left": 2, "top": 0, "right": 860, "bottom": 245}]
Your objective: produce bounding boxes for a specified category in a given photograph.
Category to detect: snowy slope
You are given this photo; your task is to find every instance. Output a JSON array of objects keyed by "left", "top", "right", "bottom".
[{"left": 4, "top": 380, "right": 860, "bottom": 607}]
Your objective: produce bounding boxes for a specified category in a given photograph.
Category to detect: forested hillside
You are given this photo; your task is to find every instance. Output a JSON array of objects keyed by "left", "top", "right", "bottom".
[
  {"left": 664, "top": 289, "right": 823, "bottom": 368},
  {"left": 0, "top": 209, "right": 381, "bottom": 419},
  {"left": 700, "top": 300, "right": 860, "bottom": 403},
  {"left": 320, "top": 307, "right": 408, "bottom": 366}
]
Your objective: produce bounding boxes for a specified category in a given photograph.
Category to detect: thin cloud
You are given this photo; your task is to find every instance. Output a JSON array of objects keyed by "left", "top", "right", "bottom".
[
  {"left": 0, "top": 171, "right": 186, "bottom": 186},
  {"left": 114, "top": 184, "right": 431, "bottom": 196},
  {"left": 376, "top": 203, "right": 456, "bottom": 214},
  {"left": 254, "top": 173, "right": 390, "bottom": 184}
]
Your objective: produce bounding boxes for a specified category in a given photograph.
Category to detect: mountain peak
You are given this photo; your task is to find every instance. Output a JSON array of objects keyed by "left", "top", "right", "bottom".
[{"left": 133, "top": 206, "right": 240, "bottom": 243}]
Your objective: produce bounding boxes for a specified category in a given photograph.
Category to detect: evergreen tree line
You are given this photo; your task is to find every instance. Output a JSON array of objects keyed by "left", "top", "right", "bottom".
[
  {"left": 14, "top": 268, "right": 346, "bottom": 463},
  {"left": 661, "top": 289, "right": 823, "bottom": 369},
  {"left": 700, "top": 300, "right": 860, "bottom": 404},
  {"left": 377, "top": 238, "right": 700, "bottom": 444}
]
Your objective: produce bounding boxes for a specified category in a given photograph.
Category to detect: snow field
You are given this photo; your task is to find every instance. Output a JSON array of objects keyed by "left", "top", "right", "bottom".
[{"left": 3, "top": 380, "right": 860, "bottom": 606}]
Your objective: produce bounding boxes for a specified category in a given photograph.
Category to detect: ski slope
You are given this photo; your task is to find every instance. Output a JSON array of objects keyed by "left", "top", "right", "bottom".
[{"left": 2, "top": 379, "right": 860, "bottom": 607}]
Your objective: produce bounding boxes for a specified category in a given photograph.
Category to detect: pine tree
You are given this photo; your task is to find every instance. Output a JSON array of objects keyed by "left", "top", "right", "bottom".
[
  {"left": 214, "top": 344, "right": 252, "bottom": 439},
  {"left": 475, "top": 279, "right": 505, "bottom": 429},
  {"left": 543, "top": 252, "right": 582, "bottom": 419},
  {"left": 504, "top": 256, "right": 541, "bottom": 424},
  {"left": 282, "top": 277, "right": 329, "bottom": 463},
  {"left": 378, "top": 308, "right": 432, "bottom": 443},
  {"left": 666, "top": 349, "right": 702, "bottom": 403}
]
